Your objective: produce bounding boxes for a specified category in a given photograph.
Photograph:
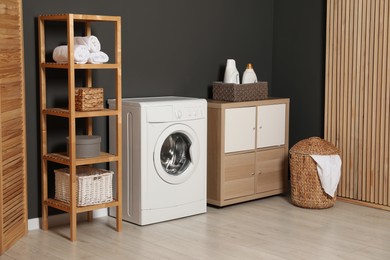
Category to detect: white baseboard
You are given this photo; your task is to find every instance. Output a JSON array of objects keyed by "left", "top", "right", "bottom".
[
  {"left": 28, "top": 208, "right": 108, "bottom": 231},
  {"left": 28, "top": 218, "right": 40, "bottom": 230}
]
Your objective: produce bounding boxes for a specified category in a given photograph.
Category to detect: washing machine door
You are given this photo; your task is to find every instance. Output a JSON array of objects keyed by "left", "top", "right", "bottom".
[{"left": 153, "top": 124, "right": 200, "bottom": 184}]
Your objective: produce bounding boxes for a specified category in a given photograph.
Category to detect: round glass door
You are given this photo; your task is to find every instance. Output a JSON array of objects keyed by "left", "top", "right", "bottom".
[
  {"left": 154, "top": 124, "right": 199, "bottom": 184},
  {"left": 160, "top": 133, "right": 191, "bottom": 175}
]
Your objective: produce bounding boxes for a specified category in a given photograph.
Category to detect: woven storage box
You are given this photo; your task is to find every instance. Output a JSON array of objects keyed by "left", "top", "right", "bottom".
[
  {"left": 55, "top": 166, "right": 113, "bottom": 206},
  {"left": 289, "top": 137, "right": 340, "bottom": 209},
  {"left": 212, "top": 81, "right": 268, "bottom": 102},
  {"left": 75, "top": 87, "right": 104, "bottom": 111}
]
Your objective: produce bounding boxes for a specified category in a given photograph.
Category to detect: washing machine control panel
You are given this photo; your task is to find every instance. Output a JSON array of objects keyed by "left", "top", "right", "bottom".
[
  {"left": 174, "top": 105, "right": 205, "bottom": 121},
  {"left": 145, "top": 100, "right": 206, "bottom": 123}
]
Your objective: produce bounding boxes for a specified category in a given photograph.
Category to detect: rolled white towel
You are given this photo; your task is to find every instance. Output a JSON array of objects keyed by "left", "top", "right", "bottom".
[
  {"left": 74, "top": 35, "right": 101, "bottom": 53},
  {"left": 52, "top": 45, "right": 90, "bottom": 64},
  {"left": 88, "top": 51, "right": 109, "bottom": 64}
]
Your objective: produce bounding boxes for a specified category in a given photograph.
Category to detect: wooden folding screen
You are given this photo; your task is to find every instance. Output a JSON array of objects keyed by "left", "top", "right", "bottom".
[
  {"left": 325, "top": 0, "right": 390, "bottom": 210},
  {"left": 0, "top": 0, "right": 28, "bottom": 254}
]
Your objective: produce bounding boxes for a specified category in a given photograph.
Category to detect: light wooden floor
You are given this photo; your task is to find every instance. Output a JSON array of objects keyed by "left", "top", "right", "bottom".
[{"left": 2, "top": 195, "right": 390, "bottom": 260}]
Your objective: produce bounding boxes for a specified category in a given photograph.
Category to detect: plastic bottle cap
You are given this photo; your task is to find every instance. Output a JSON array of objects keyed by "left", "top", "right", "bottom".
[{"left": 246, "top": 63, "right": 253, "bottom": 69}]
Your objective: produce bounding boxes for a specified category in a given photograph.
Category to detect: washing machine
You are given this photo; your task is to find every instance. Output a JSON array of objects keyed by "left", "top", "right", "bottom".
[{"left": 108, "top": 96, "right": 207, "bottom": 225}]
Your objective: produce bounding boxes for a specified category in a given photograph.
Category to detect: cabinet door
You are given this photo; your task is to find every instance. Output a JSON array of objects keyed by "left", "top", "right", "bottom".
[
  {"left": 225, "top": 107, "right": 256, "bottom": 153},
  {"left": 257, "top": 104, "right": 286, "bottom": 148},
  {"left": 256, "top": 148, "right": 286, "bottom": 193},
  {"left": 224, "top": 152, "right": 255, "bottom": 200}
]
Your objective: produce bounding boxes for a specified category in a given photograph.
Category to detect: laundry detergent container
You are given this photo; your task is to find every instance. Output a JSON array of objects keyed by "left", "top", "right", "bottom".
[{"left": 289, "top": 137, "right": 340, "bottom": 209}]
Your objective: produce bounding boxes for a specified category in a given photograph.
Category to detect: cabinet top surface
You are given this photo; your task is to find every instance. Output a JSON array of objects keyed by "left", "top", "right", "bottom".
[
  {"left": 39, "top": 13, "right": 121, "bottom": 22},
  {"left": 207, "top": 98, "right": 290, "bottom": 108}
]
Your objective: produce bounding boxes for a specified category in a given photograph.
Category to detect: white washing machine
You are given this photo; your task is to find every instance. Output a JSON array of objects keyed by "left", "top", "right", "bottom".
[{"left": 108, "top": 96, "right": 207, "bottom": 225}]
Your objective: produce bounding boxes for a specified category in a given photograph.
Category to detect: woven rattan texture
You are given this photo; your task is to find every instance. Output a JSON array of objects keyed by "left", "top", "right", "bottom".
[
  {"left": 212, "top": 82, "right": 268, "bottom": 102},
  {"left": 55, "top": 166, "right": 113, "bottom": 206},
  {"left": 75, "top": 87, "right": 104, "bottom": 111},
  {"left": 289, "top": 137, "right": 340, "bottom": 209}
]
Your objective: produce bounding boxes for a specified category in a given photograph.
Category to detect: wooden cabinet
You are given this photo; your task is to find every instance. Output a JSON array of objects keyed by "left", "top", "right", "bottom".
[
  {"left": 207, "top": 98, "right": 289, "bottom": 207},
  {"left": 38, "top": 14, "right": 122, "bottom": 241},
  {"left": 0, "top": 0, "right": 27, "bottom": 254}
]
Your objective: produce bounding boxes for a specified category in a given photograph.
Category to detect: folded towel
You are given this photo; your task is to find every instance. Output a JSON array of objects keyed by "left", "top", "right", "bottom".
[
  {"left": 52, "top": 45, "right": 90, "bottom": 64},
  {"left": 310, "top": 155, "right": 342, "bottom": 197},
  {"left": 74, "top": 35, "right": 101, "bottom": 53},
  {"left": 88, "top": 51, "right": 109, "bottom": 64}
]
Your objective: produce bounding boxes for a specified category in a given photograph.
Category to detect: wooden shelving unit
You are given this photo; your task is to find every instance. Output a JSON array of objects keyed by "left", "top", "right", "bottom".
[{"left": 38, "top": 13, "right": 122, "bottom": 241}]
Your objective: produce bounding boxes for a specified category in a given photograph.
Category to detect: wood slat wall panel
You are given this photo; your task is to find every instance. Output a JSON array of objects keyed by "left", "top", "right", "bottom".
[
  {"left": 0, "top": 0, "right": 28, "bottom": 255},
  {"left": 325, "top": 0, "right": 390, "bottom": 209}
]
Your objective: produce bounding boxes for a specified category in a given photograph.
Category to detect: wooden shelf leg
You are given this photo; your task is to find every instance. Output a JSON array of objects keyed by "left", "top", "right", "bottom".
[
  {"left": 70, "top": 211, "right": 77, "bottom": 241},
  {"left": 41, "top": 159, "right": 48, "bottom": 230},
  {"left": 42, "top": 204, "right": 48, "bottom": 230},
  {"left": 116, "top": 206, "right": 122, "bottom": 232},
  {"left": 87, "top": 211, "right": 93, "bottom": 222}
]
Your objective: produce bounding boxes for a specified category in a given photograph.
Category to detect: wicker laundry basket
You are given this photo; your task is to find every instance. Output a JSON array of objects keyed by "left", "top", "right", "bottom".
[
  {"left": 55, "top": 166, "right": 113, "bottom": 206},
  {"left": 289, "top": 137, "right": 340, "bottom": 209}
]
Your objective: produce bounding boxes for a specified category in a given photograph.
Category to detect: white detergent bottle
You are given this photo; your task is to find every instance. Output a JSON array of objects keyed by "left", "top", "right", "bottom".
[
  {"left": 242, "top": 63, "right": 258, "bottom": 84},
  {"left": 223, "top": 59, "right": 240, "bottom": 84}
]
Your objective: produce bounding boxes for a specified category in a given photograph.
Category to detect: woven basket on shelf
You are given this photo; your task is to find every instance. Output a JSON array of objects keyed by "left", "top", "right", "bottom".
[
  {"left": 55, "top": 166, "right": 113, "bottom": 206},
  {"left": 75, "top": 87, "right": 104, "bottom": 111},
  {"left": 289, "top": 137, "right": 340, "bottom": 209}
]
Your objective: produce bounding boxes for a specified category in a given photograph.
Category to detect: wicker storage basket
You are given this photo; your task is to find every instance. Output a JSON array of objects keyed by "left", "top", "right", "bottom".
[
  {"left": 55, "top": 166, "right": 113, "bottom": 206},
  {"left": 212, "top": 81, "right": 268, "bottom": 102},
  {"left": 75, "top": 87, "right": 104, "bottom": 111},
  {"left": 289, "top": 137, "right": 340, "bottom": 209}
]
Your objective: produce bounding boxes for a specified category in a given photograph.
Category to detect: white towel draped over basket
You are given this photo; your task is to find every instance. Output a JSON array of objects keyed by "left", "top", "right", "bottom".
[{"left": 310, "top": 155, "right": 342, "bottom": 197}]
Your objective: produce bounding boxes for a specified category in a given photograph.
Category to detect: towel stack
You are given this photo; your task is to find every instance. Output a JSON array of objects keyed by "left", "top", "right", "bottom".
[{"left": 52, "top": 35, "right": 109, "bottom": 64}]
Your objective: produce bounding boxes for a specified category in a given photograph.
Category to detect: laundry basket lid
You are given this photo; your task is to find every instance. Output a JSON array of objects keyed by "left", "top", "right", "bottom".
[{"left": 290, "top": 137, "right": 339, "bottom": 155}]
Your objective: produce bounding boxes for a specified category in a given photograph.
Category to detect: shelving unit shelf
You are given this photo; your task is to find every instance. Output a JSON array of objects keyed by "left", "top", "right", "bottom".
[
  {"left": 38, "top": 13, "right": 122, "bottom": 241},
  {"left": 44, "top": 152, "right": 119, "bottom": 166},
  {"left": 44, "top": 108, "right": 119, "bottom": 118}
]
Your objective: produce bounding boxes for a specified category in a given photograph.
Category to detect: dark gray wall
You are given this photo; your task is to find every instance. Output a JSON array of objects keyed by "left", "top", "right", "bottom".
[
  {"left": 23, "top": 0, "right": 326, "bottom": 219},
  {"left": 272, "top": 0, "right": 327, "bottom": 147},
  {"left": 23, "top": 0, "right": 275, "bottom": 219}
]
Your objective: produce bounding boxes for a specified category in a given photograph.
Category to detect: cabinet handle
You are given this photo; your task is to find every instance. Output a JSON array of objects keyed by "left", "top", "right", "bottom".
[{"left": 259, "top": 126, "right": 263, "bottom": 129}]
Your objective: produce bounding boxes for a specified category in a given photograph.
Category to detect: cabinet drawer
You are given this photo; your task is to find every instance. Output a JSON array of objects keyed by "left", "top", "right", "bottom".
[
  {"left": 256, "top": 148, "right": 286, "bottom": 193},
  {"left": 224, "top": 152, "right": 255, "bottom": 200}
]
